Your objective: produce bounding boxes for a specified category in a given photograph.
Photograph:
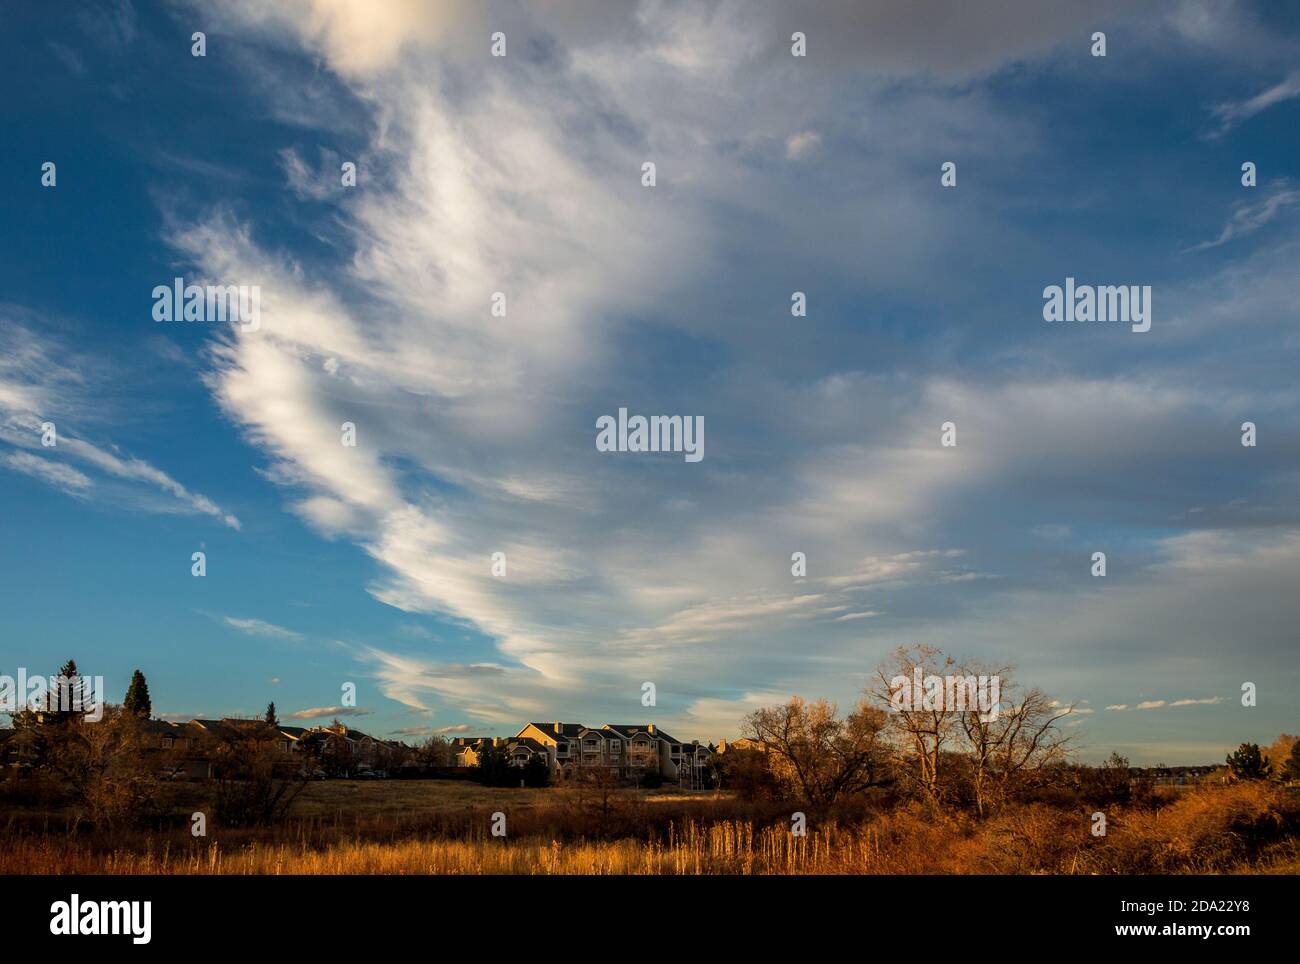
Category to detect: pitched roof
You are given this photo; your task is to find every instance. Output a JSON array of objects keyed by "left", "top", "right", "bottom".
[
  {"left": 604, "top": 723, "right": 681, "bottom": 745},
  {"left": 449, "top": 737, "right": 494, "bottom": 748},
  {"left": 188, "top": 719, "right": 242, "bottom": 740},
  {"left": 524, "top": 722, "right": 584, "bottom": 739},
  {"left": 136, "top": 719, "right": 183, "bottom": 736},
  {"left": 508, "top": 737, "right": 548, "bottom": 753}
]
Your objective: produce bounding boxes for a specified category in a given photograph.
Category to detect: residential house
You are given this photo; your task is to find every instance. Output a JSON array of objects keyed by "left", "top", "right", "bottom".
[
  {"left": 0, "top": 727, "right": 41, "bottom": 771},
  {"left": 514, "top": 722, "right": 583, "bottom": 769},
  {"left": 506, "top": 737, "right": 550, "bottom": 768},
  {"left": 508, "top": 721, "right": 714, "bottom": 786},
  {"left": 450, "top": 736, "right": 497, "bottom": 768},
  {"left": 715, "top": 737, "right": 766, "bottom": 754}
]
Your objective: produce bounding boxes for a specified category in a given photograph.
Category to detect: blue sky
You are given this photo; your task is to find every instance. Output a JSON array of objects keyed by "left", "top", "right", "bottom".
[{"left": 2, "top": 0, "right": 1298, "bottom": 762}]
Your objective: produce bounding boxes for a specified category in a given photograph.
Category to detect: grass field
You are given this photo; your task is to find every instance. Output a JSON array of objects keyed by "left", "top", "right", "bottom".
[
  {"left": 290, "top": 779, "right": 710, "bottom": 817},
  {"left": 1, "top": 779, "right": 1297, "bottom": 875}
]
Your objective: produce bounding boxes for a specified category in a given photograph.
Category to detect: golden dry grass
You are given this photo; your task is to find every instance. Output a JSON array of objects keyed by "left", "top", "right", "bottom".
[{"left": 2, "top": 781, "right": 1294, "bottom": 875}]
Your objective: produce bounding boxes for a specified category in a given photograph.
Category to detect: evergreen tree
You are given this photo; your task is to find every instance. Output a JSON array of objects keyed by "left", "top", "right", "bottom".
[
  {"left": 1226, "top": 742, "right": 1272, "bottom": 781},
  {"left": 521, "top": 754, "right": 551, "bottom": 788},
  {"left": 50, "top": 658, "right": 81, "bottom": 721},
  {"left": 265, "top": 702, "right": 278, "bottom": 727},
  {"left": 1284, "top": 741, "right": 1300, "bottom": 783},
  {"left": 123, "top": 669, "right": 152, "bottom": 719},
  {"left": 474, "top": 742, "right": 511, "bottom": 787}
]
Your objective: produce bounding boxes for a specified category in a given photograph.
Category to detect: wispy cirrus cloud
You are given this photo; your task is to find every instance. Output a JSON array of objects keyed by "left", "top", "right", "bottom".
[
  {"left": 142, "top": 0, "right": 1300, "bottom": 754},
  {"left": 1209, "top": 70, "right": 1300, "bottom": 137},
  {"left": 223, "top": 616, "right": 303, "bottom": 641},
  {"left": 1133, "top": 697, "right": 1223, "bottom": 710},
  {"left": 1185, "top": 182, "right": 1300, "bottom": 251},
  {"left": 0, "top": 320, "right": 240, "bottom": 529},
  {"left": 1, "top": 450, "right": 93, "bottom": 496},
  {"left": 287, "top": 705, "right": 371, "bottom": 720}
]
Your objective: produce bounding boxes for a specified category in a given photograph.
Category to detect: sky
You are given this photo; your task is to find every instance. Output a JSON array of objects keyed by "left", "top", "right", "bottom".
[{"left": 1, "top": 0, "right": 1298, "bottom": 763}]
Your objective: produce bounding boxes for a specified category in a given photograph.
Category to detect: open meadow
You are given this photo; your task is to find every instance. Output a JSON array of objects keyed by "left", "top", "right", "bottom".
[{"left": 2, "top": 778, "right": 1297, "bottom": 875}]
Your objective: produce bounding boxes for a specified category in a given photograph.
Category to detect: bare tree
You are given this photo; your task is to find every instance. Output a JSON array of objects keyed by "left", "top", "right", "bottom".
[
  {"left": 418, "top": 734, "right": 454, "bottom": 768},
  {"left": 956, "top": 662, "right": 1075, "bottom": 817},
  {"left": 869, "top": 646, "right": 1076, "bottom": 815},
  {"left": 870, "top": 644, "right": 963, "bottom": 803},
  {"left": 42, "top": 705, "right": 163, "bottom": 829},
  {"left": 743, "top": 696, "right": 888, "bottom": 805},
  {"left": 210, "top": 722, "right": 307, "bottom": 826},
  {"left": 569, "top": 760, "right": 624, "bottom": 831}
]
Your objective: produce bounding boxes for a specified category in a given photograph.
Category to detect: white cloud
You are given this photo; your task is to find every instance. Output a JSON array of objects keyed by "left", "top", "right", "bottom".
[
  {"left": 277, "top": 146, "right": 340, "bottom": 201},
  {"left": 210, "top": 0, "right": 483, "bottom": 77},
  {"left": 1186, "top": 182, "right": 1300, "bottom": 251},
  {"left": 223, "top": 617, "right": 303, "bottom": 640},
  {"left": 159, "top": 0, "right": 1300, "bottom": 739},
  {"left": 833, "top": 610, "right": 882, "bottom": 622},
  {"left": 785, "top": 131, "right": 822, "bottom": 161},
  {"left": 56, "top": 435, "right": 241, "bottom": 529},
  {"left": 0, "top": 321, "right": 240, "bottom": 528},
  {"left": 288, "top": 705, "right": 371, "bottom": 720},
  {"left": 1210, "top": 71, "right": 1300, "bottom": 136},
  {"left": 1, "top": 451, "right": 93, "bottom": 496}
]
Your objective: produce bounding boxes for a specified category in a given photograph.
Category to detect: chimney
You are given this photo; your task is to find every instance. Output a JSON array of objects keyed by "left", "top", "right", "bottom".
[
  {"left": 553, "top": 722, "right": 562, "bottom": 735},
  {"left": 648, "top": 724, "right": 655, "bottom": 734}
]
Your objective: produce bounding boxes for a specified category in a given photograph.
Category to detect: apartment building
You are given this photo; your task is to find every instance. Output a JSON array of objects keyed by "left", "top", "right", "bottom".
[
  {"left": 512, "top": 721, "right": 714, "bottom": 787},
  {"left": 146, "top": 718, "right": 407, "bottom": 778}
]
